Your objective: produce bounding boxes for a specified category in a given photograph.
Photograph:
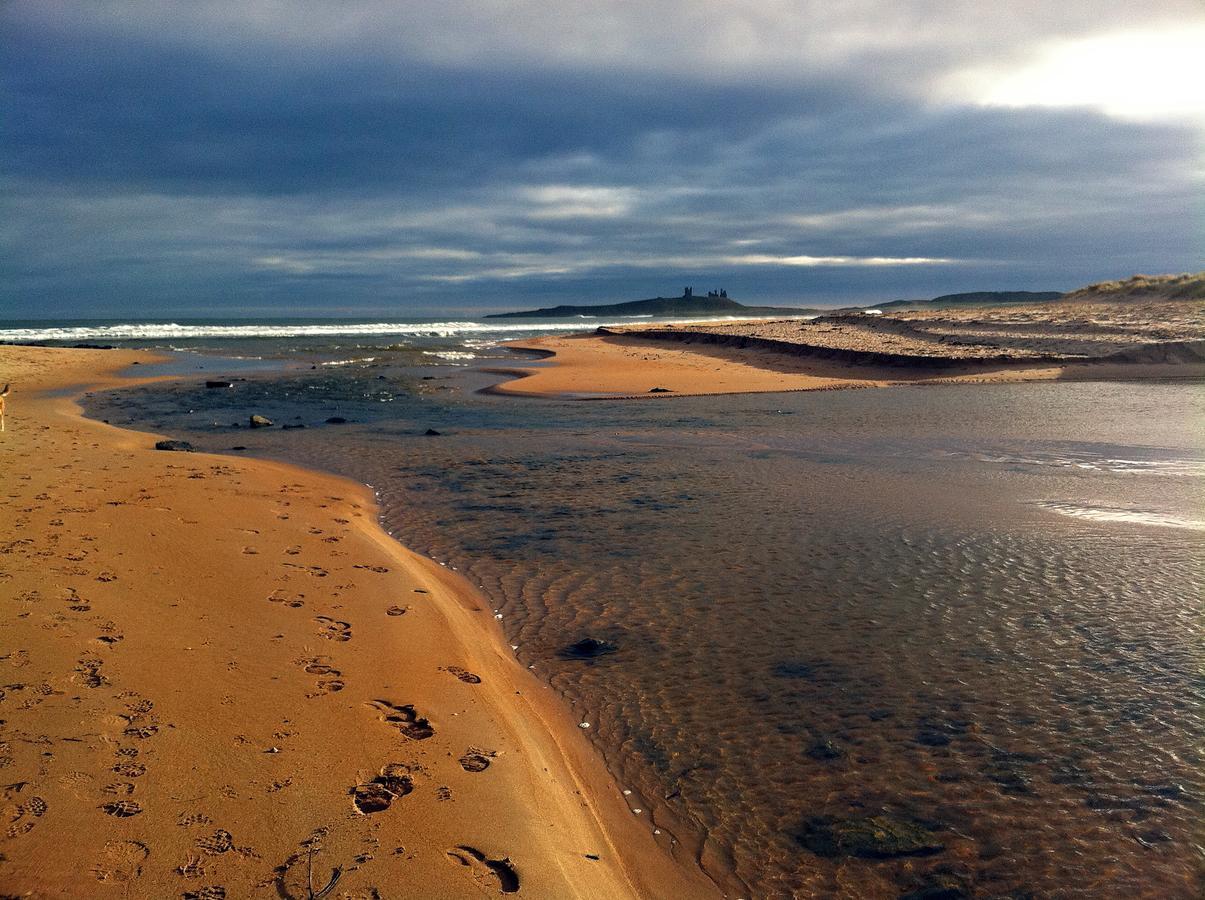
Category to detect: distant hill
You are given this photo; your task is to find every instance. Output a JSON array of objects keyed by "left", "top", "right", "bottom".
[
  {"left": 485, "top": 294, "right": 815, "bottom": 319},
  {"left": 928, "top": 290, "right": 1064, "bottom": 306},
  {"left": 1061, "top": 272, "right": 1205, "bottom": 302},
  {"left": 850, "top": 291, "right": 1064, "bottom": 312}
]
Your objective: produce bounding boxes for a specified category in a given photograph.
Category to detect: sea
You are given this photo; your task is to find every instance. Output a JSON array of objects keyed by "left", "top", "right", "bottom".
[{"left": 6, "top": 317, "right": 1203, "bottom": 898}]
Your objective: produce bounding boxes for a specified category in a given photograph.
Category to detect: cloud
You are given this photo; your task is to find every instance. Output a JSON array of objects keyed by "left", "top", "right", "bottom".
[
  {"left": 1, "top": 1, "right": 1201, "bottom": 315},
  {"left": 947, "top": 24, "right": 1205, "bottom": 123}
]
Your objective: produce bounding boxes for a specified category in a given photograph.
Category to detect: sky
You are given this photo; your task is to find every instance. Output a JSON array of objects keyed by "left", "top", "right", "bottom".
[{"left": 1, "top": 2, "right": 1202, "bottom": 317}]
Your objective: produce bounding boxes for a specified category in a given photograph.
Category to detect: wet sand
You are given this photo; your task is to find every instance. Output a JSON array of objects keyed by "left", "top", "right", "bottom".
[
  {"left": 0, "top": 345, "right": 716, "bottom": 898},
  {"left": 488, "top": 332, "right": 1071, "bottom": 399}
]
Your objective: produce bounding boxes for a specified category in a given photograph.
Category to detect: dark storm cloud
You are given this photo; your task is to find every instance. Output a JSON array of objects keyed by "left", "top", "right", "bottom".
[{"left": 0, "top": 2, "right": 1200, "bottom": 316}]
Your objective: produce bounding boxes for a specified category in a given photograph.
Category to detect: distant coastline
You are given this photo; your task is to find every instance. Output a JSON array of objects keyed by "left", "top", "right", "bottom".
[
  {"left": 485, "top": 288, "right": 1067, "bottom": 319},
  {"left": 485, "top": 290, "right": 813, "bottom": 319}
]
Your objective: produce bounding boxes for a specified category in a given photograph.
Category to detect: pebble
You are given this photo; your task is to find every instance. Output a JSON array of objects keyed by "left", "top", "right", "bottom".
[{"left": 579, "top": 722, "right": 590, "bottom": 728}]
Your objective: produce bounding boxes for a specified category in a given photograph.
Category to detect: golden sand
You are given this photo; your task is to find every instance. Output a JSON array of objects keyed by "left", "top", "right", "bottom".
[{"left": 0, "top": 345, "right": 716, "bottom": 898}]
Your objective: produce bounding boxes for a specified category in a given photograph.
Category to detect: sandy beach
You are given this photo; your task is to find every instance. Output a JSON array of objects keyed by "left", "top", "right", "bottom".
[
  {"left": 0, "top": 346, "right": 717, "bottom": 899},
  {"left": 490, "top": 300, "right": 1205, "bottom": 399}
]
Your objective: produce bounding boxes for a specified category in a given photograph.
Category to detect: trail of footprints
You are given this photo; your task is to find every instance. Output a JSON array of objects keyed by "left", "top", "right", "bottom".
[
  {"left": 296, "top": 655, "right": 345, "bottom": 696},
  {"left": 3, "top": 457, "right": 529, "bottom": 894}
]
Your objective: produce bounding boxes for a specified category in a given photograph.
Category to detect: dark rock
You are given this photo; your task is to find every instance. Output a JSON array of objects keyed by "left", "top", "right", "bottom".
[
  {"left": 421, "top": 376, "right": 436, "bottom": 380},
  {"left": 558, "top": 637, "right": 618, "bottom": 660},
  {"left": 230, "top": 446, "right": 247, "bottom": 451},
  {"left": 795, "top": 815, "right": 944, "bottom": 859},
  {"left": 806, "top": 740, "right": 843, "bottom": 761},
  {"left": 282, "top": 423, "right": 306, "bottom": 430},
  {"left": 131, "top": 361, "right": 141, "bottom": 365},
  {"left": 249, "top": 415, "right": 273, "bottom": 428},
  {"left": 984, "top": 762, "right": 1033, "bottom": 794},
  {"left": 424, "top": 428, "right": 442, "bottom": 436},
  {"left": 325, "top": 416, "right": 348, "bottom": 424},
  {"left": 648, "top": 386, "right": 672, "bottom": 393},
  {"left": 154, "top": 440, "right": 195, "bottom": 452},
  {"left": 915, "top": 729, "right": 952, "bottom": 747},
  {"left": 772, "top": 661, "right": 815, "bottom": 679},
  {"left": 898, "top": 874, "right": 970, "bottom": 900},
  {"left": 205, "top": 380, "right": 233, "bottom": 389}
]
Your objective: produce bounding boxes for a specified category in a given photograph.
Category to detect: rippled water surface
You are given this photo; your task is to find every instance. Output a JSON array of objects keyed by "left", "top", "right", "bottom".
[{"left": 87, "top": 354, "right": 1205, "bottom": 899}]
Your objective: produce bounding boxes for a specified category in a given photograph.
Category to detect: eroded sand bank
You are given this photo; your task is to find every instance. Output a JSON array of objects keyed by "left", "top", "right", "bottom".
[
  {"left": 0, "top": 346, "right": 717, "bottom": 899},
  {"left": 489, "top": 311, "right": 1203, "bottom": 399}
]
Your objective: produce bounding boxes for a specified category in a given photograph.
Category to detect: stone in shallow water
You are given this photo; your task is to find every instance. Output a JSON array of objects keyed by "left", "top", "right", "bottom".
[
  {"left": 806, "top": 739, "right": 842, "bottom": 761},
  {"left": 154, "top": 440, "right": 194, "bottom": 452},
  {"left": 795, "top": 815, "right": 943, "bottom": 859},
  {"left": 249, "top": 414, "right": 274, "bottom": 428},
  {"left": 558, "top": 637, "right": 618, "bottom": 660},
  {"left": 915, "top": 729, "right": 952, "bottom": 747},
  {"left": 771, "top": 661, "right": 815, "bottom": 679},
  {"left": 898, "top": 873, "right": 971, "bottom": 900}
]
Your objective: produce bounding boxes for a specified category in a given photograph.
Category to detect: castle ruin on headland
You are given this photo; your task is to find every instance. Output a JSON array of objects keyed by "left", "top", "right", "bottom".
[{"left": 683, "top": 287, "right": 727, "bottom": 299}]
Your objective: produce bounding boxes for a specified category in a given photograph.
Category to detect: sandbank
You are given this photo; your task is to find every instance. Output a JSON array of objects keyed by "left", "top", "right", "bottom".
[{"left": 487, "top": 302, "right": 1205, "bottom": 399}]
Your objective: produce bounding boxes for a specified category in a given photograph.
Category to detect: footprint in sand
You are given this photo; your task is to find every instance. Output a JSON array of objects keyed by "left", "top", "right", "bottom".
[
  {"left": 268, "top": 590, "right": 305, "bottom": 609},
  {"left": 366, "top": 700, "right": 434, "bottom": 740},
  {"left": 181, "top": 887, "right": 227, "bottom": 900},
  {"left": 195, "top": 829, "right": 234, "bottom": 854},
  {"left": 458, "top": 748, "right": 497, "bottom": 773},
  {"left": 446, "top": 845, "right": 520, "bottom": 893},
  {"left": 298, "top": 657, "right": 346, "bottom": 696},
  {"left": 90, "top": 839, "right": 149, "bottom": 885},
  {"left": 351, "top": 763, "right": 415, "bottom": 814},
  {"left": 315, "top": 616, "right": 351, "bottom": 641},
  {"left": 175, "top": 853, "right": 209, "bottom": 878},
  {"left": 58, "top": 770, "right": 95, "bottom": 799},
  {"left": 101, "top": 799, "right": 143, "bottom": 817},
  {"left": 441, "top": 665, "right": 482, "bottom": 684},
  {"left": 385, "top": 605, "right": 408, "bottom": 617}
]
